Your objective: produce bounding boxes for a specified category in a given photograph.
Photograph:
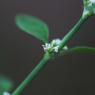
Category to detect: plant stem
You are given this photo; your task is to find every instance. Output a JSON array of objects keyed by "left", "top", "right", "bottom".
[
  {"left": 59, "top": 15, "right": 89, "bottom": 50},
  {"left": 12, "top": 13, "right": 90, "bottom": 95},
  {"left": 12, "top": 52, "right": 50, "bottom": 95}
]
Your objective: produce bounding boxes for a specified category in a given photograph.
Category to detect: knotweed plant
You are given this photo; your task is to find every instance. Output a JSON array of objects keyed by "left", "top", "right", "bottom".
[{"left": 1, "top": 0, "right": 95, "bottom": 95}]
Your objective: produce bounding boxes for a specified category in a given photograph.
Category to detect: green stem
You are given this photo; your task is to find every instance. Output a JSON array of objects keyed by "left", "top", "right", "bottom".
[
  {"left": 12, "top": 12, "right": 90, "bottom": 95},
  {"left": 12, "top": 52, "right": 50, "bottom": 95},
  {"left": 59, "top": 15, "right": 88, "bottom": 50}
]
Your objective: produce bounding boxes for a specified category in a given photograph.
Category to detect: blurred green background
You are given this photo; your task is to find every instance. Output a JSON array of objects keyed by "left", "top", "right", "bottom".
[{"left": 0, "top": 0, "right": 95, "bottom": 95}]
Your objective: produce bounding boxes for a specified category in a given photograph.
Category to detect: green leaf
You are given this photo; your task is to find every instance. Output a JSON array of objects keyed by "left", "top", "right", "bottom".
[
  {"left": 15, "top": 15, "right": 49, "bottom": 43},
  {"left": 65, "top": 46, "right": 95, "bottom": 54}
]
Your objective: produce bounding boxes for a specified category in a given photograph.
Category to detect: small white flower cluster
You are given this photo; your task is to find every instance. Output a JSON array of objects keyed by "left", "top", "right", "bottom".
[
  {"left": 3, "top": 92, "right": 10, "bottom": 95},
  {"left": 83, "top": 0, "right": 95, "bottom": 16},
  {"left": 42, "top": 39, "right": 68, "bottom": 53}
]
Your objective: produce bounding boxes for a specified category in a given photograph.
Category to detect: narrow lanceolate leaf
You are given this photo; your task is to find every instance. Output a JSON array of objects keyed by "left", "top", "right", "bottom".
[
  {"left": 65, "top": 46, "right": 95, "bottom": 54},
  {"left": 15, "top": 15, "right": 49, "bottom": 43}
]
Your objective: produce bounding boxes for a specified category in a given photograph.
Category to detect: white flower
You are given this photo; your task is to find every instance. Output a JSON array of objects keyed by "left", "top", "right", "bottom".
[
  {"left": 53, "top": 46, "right": 59, "bottom": 52},
  {"left": 42, "top": 43, "right": 51, "bottom": 51},
  {"left": 42, "top": 39, "right": 68, "bottom": 53},
  {"left": 51, "top": 39, "right": 61, "bottom": 46},
  {"left": 3, "top": 92, "right": 10, "bottom": 95},
  {"left": 63, "top": 46, "right": 68, "bottom": 50},
  {"left": 42, "top": 39, "right": 61, "bottom": 53},
  {"left": 90, "top": 0, "right": 95, "bottom": 3}
]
